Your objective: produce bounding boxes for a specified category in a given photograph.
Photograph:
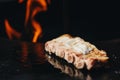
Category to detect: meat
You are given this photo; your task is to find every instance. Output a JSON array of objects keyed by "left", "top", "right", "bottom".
[{"left": 45, "top": 34, "right": 109, "bottom": 70}]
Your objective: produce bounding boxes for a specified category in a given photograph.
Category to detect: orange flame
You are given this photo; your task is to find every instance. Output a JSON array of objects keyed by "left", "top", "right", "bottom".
[
  {"left": 4, "top": 19, "right": 21, "bottom": 40},
  {"left": 25, "top": 0, "right": 31, "bottom": 26},
  {"left": 25, "top": 0, "right": 48, "bottom": 42},
  {"left": 24, "top": 0, "right": 48, "bottom": 25},
  {"left": 32, "top": 19, "right": 42, "bottom": 43},
  {"left": 4, "top": 0, "right": 50, "bottom": 42}
]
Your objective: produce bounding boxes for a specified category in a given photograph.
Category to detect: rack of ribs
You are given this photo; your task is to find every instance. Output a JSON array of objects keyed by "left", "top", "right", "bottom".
[{"left": 45, "top": 34, "right": 109, "bottom": 70}]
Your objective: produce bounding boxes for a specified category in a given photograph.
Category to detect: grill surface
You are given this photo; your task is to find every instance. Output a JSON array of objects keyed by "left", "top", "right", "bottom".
[{"left": 0, "top": 38, "right": 120, "bottom": 80}]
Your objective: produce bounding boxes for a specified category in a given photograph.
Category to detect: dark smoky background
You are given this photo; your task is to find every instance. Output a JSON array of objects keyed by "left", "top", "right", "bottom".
[{"left": 0, "top": 0, "right": 119, "bottom": 42}]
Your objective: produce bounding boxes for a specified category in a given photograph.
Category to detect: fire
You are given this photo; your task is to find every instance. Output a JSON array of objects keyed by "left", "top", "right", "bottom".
[
  {"left": 4, "top": 0, "right": 50, "bottom": 42},
  {"left": 4, "top": 19, "right": 21, "bottom": 40},
  {"left": 25, "top": 0, "right": 48, "bottom": 26},
  {"left": 25, "top": 0, "right": 47, "bottom": 42},
  {"left": 24, "top": 0, "right": 31, "bottom": 26},
  {"left": 32, "top": 19, "right": 42, "bottom": 43}
]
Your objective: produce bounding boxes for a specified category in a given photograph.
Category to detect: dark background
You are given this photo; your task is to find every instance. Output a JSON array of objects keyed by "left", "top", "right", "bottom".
[{"left": 0, "top": 0, "right": 119, "bottom": 42}]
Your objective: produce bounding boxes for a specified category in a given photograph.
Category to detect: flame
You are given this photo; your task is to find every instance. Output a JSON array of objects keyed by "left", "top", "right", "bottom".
[
  {"left": 4, "top": 0, "right": 50, "bottom": 42},
  {"left": 32, "top": 19, "right": 42, "bottom": 43},
  {"left": 25, "top": 0, "right": 48, "bottom": 25},
  {"left": 25, "top": 0, "right": 31, "bottom": 26},
  {"left": 25, "top": 0, "right": 48, "bottom": 42},
  {"left": 4, "top": 19, "right": 21, "bottom": 40}
]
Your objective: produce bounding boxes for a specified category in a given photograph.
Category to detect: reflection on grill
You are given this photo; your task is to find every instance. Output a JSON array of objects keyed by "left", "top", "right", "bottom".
[
  {"left": 46, "top": 54, "right": 92, "bottom": 80},
  {"left": 16, "top": 42, "right": 47, "bottom": 65}
]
